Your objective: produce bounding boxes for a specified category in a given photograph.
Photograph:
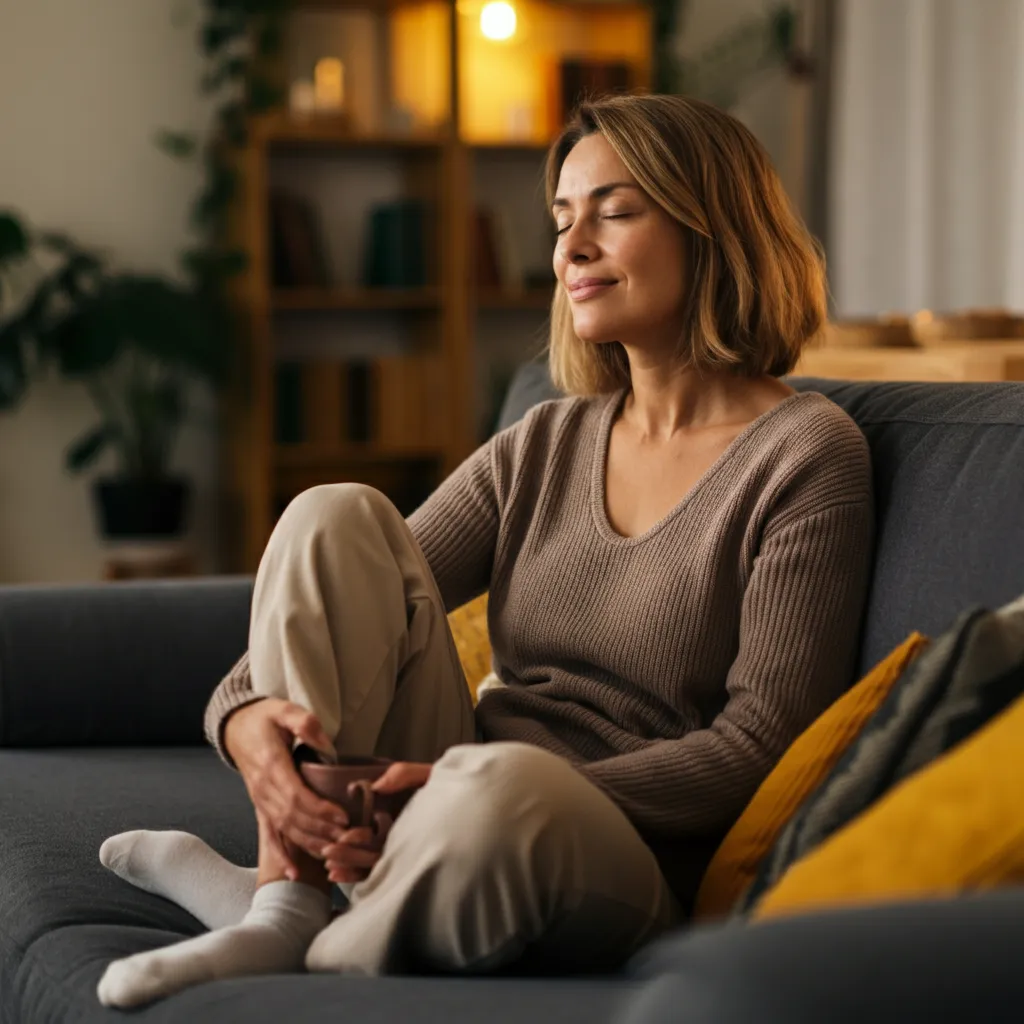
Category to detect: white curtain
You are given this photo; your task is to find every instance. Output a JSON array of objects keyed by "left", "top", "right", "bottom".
[{"left": 830, "top": 0, "right": 1024, "bottom": 316}]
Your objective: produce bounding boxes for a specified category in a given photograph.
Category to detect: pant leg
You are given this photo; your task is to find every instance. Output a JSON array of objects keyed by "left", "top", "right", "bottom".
[
  {"left": 305, "top": 742, "right": 681, "bottom": 975},
  {"left": 249, "top": 483, "right": 476, "bottom": 760}
]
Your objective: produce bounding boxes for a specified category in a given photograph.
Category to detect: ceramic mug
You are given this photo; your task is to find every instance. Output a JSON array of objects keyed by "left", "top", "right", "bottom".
[{"left": 295, "top": 750, "right": 411, "bottom": 843}]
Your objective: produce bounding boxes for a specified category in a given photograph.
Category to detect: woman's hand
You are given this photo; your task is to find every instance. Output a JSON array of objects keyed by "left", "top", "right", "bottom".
[
  {"left": 322, "top": 762, "right": 433, "bottom": 884},
  {"left": 224, "top": 698, "right": 348, "bottom": 874}
]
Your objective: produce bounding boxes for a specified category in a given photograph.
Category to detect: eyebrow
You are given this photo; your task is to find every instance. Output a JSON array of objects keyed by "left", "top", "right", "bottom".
[{"left": 551, "top": 182, "right": 641, "bottom": 210}]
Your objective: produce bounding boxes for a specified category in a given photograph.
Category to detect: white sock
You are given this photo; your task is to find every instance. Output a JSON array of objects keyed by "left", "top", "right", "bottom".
[
  {"left": 100, "top": 830, "right": 258, "bottom": 930},
  {"left": 97, "top": 880, "right": 331, "bottom": 1008}
]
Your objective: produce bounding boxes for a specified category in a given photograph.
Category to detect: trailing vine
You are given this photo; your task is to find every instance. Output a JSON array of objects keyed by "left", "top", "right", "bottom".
[{"left": 160, "top": 0, "right": 294, "bottom": 327}]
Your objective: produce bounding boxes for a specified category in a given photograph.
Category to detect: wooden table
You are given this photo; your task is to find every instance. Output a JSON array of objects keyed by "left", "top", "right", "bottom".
[{"left": 795, "top": 340, "right": 1024, "bottom": 383}]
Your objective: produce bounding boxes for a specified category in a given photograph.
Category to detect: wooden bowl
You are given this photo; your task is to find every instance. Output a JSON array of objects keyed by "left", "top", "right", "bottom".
[
  {"left": 823, "top": 317, "right": 915, "bottom": 349},
  {"left": 910, "top": 309, "right": 1024, "bottom": 347}
]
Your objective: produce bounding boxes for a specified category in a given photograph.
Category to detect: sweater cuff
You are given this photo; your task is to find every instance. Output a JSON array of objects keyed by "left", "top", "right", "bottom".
[{"left": 203, "top": 650, "right": 264, "bottom": 767}]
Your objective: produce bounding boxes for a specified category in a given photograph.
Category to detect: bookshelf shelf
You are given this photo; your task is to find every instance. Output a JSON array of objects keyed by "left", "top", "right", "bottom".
[
  {"left": 274, "top": 443, "right": 445, "bottom": 469},
  {"left": 475, "top": 288, "right": 553, "bottom": 311},
  {"left": 272, "top": 287, "right": 442, "bottom": 312},
  {"left": 260, "top": 120, "right": 448, "bottom": 153}
]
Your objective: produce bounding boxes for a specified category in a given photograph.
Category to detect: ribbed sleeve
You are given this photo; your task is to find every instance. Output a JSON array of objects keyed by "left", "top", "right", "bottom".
[
  {"left": 203, "top": 650, "right": 262, "bottom": 765},
  {"left": 405, "top": 435, "right": 503, "bottom": 611},
  {"left": 577, "top": 499, "right": 874, "bottom": 835}
]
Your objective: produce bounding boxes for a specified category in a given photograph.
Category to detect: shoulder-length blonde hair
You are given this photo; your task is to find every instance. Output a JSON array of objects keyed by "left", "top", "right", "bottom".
[{"left": 545, "top": 93, "right": 828, "bottom": 395}]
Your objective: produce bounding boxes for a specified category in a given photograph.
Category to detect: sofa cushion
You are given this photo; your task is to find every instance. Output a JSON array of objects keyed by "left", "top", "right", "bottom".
[
  {"left": 0, "top": 747, "right": 637, "bottom": 1022},
  {"left": 497, "top": 364, "right": 1024, "bottom": 676},
  {"left": 625, "top": 888, "right": 1024, "bottom": 1024},
  {"left": 693, "top": 632, "right": 928, "bottom": 920}
]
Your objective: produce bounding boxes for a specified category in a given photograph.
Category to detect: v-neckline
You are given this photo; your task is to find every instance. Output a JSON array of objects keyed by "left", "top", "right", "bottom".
[{"left": 590, "top": 388, "right": 811, "bottom": 546}]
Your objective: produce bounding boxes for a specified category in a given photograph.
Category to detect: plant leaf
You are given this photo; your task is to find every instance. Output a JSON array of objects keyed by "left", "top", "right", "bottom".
[
  {"left": 202, "top": 55, "right": 249, "bottom": 94},
  {"left": 52, "top": 284, "right": 123, "bottom": 376},
  {"left": 155, "top": 129, "right": 199, "bottom": 159},
  {"left": 182, "top": 246, "right": 248, "bottom": 284},
  {"left": 246, "top": 75, "right": 283, "bottom": 115},
  {"left": 202, "top": 17, "right": 246, "bottom": 56},
  {"left": 106, "top": 275, "right": 227, "bottom": 385},
  {"left": 66, "top": 422, "right": 116, "bottom": 473},
  {"left": 0, "top": 323, "right": 26, "bottom": 411},
  {"left": 0, "top": 212, "right": 29, "bottom": 263},
  {"left": 219, "top": 102, "right": 248, "bottom": 147}
]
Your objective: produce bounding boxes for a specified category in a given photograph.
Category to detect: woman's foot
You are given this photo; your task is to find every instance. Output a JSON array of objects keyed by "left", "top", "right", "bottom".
[
  {"left": 96, "top": 880, "right": 331, "bottom": 1008},
  {"left": 100, "top": 830, "right": 258, "bottom": 929}
]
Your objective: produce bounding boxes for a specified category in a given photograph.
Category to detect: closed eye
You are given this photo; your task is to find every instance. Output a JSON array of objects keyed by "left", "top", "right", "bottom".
[{"left": 555, "top": 213, "right": 632, "bottom": 236}]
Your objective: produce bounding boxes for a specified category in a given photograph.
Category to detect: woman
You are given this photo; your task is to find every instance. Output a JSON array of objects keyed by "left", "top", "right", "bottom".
[{"left": 97, "top": 94, "right": 874, "bottom": 1008}]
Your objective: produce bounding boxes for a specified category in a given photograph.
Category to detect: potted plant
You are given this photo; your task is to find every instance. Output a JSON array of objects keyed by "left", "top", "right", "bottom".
[{"left": 0, "top": 210, "right": 228, "bottom": 541}]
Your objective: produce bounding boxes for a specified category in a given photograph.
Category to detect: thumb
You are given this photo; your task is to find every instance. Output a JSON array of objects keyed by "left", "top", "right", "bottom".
[
  {"left": 373, "top": 762, "right": 429, "bottom": 794},
  {"left": 281, "top": 705, "right": 335, "bottom": 760}
]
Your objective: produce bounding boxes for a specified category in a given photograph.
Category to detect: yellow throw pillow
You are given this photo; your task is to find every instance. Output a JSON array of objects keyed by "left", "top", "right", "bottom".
[
  {"left": 754, "top": 687, "right": 1024, "bottom": 919},
  {"left": 694, "top": 633, "right": 929, "bottom": 920},
  {"left": 447, "top": 592, "right": 492, "bottom": 704}
]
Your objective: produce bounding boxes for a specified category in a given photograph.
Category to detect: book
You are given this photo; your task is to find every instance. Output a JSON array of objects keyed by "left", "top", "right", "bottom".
[
  {"left": 269, "top": 190, "right": 332, "bottom": 288},
  {"left": 274, "top": 361, "right": 304, "bottom": 444},
  {"left": 469, "top": 206, "right": 503, "bottom": 289},
  {"left": 362, "top": 200, "right": 427, "bottom": 288}
]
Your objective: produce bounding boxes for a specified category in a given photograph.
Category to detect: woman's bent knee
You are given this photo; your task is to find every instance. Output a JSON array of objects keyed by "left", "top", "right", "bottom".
[{"left": 276, "top": 483, "right": 400, "bottom": 537}]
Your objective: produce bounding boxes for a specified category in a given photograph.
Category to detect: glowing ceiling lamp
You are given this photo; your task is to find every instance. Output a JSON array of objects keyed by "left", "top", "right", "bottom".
[{"left": 480, "top": 1, "right": 516, "bottom": 41}]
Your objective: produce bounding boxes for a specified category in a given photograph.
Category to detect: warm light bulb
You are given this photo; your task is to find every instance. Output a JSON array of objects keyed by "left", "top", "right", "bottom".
[{"left": 480, "top": 1, "right": 516, "bottom": 41}]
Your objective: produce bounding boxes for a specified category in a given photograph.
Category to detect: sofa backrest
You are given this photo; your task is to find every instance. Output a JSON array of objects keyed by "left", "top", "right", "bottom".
[{"left": 497, "top": 363, "right": 1024, "bottom": 677}]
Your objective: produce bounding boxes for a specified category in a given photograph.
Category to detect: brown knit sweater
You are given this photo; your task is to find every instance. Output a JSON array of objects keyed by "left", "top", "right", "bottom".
[{"left": 207, "top": 389, "right": 873, "bottom": 857}]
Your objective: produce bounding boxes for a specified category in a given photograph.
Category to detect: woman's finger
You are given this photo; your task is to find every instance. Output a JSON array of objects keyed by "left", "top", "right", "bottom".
[
  {"left": 372, "top": 761, "right": 431, "bottom": 794},
  {"left": 265, "top": 755, "right": 350, "bottom": 829},
  {"left": 321, "top": 826, "right": 377, "bottom": 855},
  {"left": 328, "top": 865, "right": 369, "bottom": 884},
  {"left": 275, "top": 704, "right": 336, "bottom": 760},
  {"left": 322, "top": 844, "right": 380, "bottom": 870}
]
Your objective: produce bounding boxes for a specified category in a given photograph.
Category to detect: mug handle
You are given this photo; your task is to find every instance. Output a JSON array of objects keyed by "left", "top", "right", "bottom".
[{"left": 345, "top": 780, "right": 394, "bottom": 842}]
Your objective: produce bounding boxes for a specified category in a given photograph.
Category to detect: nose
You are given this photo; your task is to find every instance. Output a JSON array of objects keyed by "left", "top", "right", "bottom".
[{"left": 556, "top": 220, "right": 599, "bottom": 267}]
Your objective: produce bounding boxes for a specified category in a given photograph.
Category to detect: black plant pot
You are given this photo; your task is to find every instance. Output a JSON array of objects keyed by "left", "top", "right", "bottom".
[{"left": 93, "top": 477, "right": 191, "bottom": 540}]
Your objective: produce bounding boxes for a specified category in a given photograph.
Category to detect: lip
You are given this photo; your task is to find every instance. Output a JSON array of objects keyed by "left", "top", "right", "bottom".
[{"left": 567, "top": 278, "right": 616, "bottom": 301}]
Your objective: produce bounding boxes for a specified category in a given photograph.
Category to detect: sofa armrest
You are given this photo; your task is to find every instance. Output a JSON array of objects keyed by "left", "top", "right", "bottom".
[{"left": 0, "top": 577, "right": 251, "bottom": 747}]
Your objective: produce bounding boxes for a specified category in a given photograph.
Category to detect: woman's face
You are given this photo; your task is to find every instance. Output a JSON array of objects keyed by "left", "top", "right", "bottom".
[{"left": 552, "top": 133, "right": 688, "bottom": 351}]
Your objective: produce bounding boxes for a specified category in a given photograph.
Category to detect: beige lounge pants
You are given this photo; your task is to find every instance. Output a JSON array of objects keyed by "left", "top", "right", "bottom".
[{"left": 249, "top": 483, "right": 679, "bottom": 975}]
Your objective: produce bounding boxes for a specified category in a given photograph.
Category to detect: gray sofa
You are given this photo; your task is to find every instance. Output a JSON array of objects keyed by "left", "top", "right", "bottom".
[{"left": 2, "top": 367, "right": 1024, "bottom": 1023}]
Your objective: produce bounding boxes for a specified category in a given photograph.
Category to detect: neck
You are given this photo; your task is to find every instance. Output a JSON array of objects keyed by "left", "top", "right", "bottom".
[{"left": 619, "top": 348, "right": 753, "bottom": 439}]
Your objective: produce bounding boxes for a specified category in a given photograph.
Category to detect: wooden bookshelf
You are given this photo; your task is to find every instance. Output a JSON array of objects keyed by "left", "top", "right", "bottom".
[{"left": 223, "top": 0, "right": 651, "bottom": 571}]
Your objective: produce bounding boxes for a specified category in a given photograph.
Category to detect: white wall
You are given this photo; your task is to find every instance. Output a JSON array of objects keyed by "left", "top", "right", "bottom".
[{"left": 0, "top": 0, "right": 217, "bottom": 582}]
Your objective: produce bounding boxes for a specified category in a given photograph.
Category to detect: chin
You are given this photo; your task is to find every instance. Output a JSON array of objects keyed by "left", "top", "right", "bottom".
[{"left": 570, "top": 317, "right": 623, "bottom": 345}]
